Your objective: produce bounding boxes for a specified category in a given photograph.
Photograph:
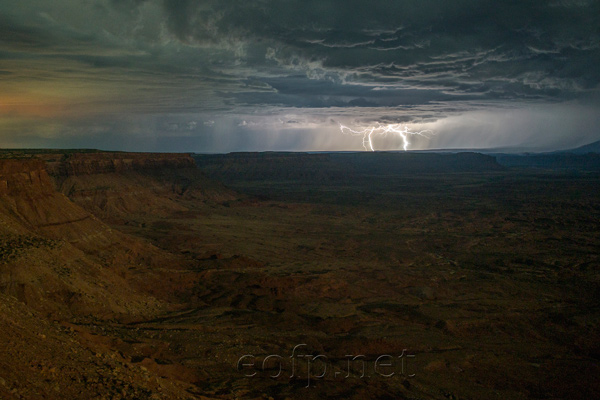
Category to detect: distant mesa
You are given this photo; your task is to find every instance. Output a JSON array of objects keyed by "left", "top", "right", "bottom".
[
  {"left": 193, "top": 151, "right": 504, "bottom": 184},
  {"left": 42, "top": 151, "right": 196, "bottom": 176}
]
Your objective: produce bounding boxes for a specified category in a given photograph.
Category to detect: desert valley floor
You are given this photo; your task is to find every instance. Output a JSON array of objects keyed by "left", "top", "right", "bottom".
[{"left": 0, "top": 150, "right": 598, "bottom": 399}]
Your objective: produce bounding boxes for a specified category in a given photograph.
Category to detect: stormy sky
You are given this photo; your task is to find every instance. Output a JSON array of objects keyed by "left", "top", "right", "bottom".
[{"left": 1, "top": 0, "right": 599, "bottom": 152}]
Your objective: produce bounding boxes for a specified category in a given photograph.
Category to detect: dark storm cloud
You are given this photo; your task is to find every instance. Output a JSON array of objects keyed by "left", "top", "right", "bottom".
[
  {"left": 131, "top": 0, "right": 600, "bottom": 127},
  {"left": 1, "top": 0, "right": 599, "bottom": 151}
]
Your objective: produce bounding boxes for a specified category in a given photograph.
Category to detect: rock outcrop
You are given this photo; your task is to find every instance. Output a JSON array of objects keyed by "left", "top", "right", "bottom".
[
  {"left": 0, "top": 159, "right": 55, "bottom": 197},
  {"left": 0, "top": 156, "right": 190, "bottom": 320},
  {"left": 46, "top": 152, "right": 236, "bottom": 220},
  {"left": 45, "top": 152, "right": 196, "bottom": 176}
]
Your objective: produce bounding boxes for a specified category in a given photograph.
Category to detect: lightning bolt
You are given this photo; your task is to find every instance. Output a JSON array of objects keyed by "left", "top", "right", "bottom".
[{"left": 339, "top": 123, "right": 432, "bottom": 151}]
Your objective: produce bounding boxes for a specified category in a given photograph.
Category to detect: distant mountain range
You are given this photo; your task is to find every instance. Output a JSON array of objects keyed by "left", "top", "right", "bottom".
[
  {"left": 562, "top": 139, "right": 600, "bottom": 154},
  {"left": 412, "top": 138, "right": 600, "bottom": 156},
  {"left": 495, "top": 139, "right": 600, "bottom": 170}
]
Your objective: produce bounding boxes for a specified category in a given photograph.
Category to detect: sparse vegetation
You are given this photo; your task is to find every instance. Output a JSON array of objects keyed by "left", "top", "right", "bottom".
[{"left": 0, "top": 235, "right": 61, "bottom": 263}]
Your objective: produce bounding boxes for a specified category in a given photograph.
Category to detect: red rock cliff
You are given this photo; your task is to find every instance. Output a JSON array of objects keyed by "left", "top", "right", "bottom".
[
  {"left": 0, "top": 159, "right": 55, "bottom": 197},
  {"left": 45, "top": 152, "right": 196, "bottom": 176}
]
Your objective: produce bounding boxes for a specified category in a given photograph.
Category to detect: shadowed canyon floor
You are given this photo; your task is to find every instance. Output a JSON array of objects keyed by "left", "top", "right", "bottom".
[{"left": 0, "top": 150, "right": 599, "bottom": 399}]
